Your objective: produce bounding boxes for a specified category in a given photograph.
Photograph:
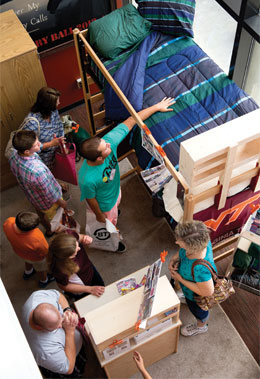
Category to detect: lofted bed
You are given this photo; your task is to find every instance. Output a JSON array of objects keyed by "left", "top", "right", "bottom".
[{"left": 73, "top": 3, "right": 260, "bottom": 262}]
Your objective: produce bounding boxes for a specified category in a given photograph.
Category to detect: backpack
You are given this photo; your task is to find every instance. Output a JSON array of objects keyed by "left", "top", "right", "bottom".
[{"left": 5, "top": 117, "right": 40, "bottom": 159}]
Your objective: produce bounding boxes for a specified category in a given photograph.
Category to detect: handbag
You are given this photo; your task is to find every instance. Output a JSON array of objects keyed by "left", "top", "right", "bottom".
[
  {"left": 52, "top": 140, "right": 78, "bottom": 185},
  {"left": 191, "top": 259, "right": 235, "bottom": 311},
  {"left": 5, "top": 117, "right": 40, "bottom": 159}
]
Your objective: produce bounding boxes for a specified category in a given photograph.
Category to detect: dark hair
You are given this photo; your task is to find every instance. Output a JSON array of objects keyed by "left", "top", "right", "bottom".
[
  {"left": 31, "top": 87, "right": 60, "bottom": 118},
  {"left": 48, "top": 233, "right": 79, "bottom": 276},
  {"left": 15, "top": 212, "right": 40, "bottom": 231},
  {"left": 174, "top": 220, "right": 210, "bottom": 253},
  {"left": 12, "top": 130, "right": 37, "bottom": 153},
  {"left": 79, "top": 136, "right": 102, "bottom": 162}
]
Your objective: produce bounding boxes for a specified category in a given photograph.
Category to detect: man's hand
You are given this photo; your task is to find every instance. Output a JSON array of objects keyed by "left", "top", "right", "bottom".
[
  {"left": 62, "top": 311, "right": 78, "bottom": 332},
  {"left": 89, "top": 286, "right": 105, "bottom": 297},
  {"left": 96, "top": 213, "right": 106, "bottom": 223},
  {"left": 57, "top": 198, "right": 67, "bottom": 209},
  {"left": 155, "top": 97, "right": 175, "bottom": 112}
]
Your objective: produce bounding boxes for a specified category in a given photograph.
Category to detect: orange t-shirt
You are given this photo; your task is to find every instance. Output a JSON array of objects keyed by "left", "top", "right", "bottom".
[{"left": 3, "top": 217, "right": 48, "bottom": 262}]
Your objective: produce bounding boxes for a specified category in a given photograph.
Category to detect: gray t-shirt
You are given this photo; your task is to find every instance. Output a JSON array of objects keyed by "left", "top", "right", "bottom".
[{"left": 21, "top": 289, "right": 82, "bottom": 374}]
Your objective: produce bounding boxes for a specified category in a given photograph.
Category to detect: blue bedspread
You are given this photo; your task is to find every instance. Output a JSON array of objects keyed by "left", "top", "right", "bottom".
[{"left": 104, "top": 32, "right": 259, "bottom": 169}]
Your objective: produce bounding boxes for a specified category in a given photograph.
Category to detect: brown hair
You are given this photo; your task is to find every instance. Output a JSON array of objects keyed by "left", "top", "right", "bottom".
[
  {"left": 79, "top": 136, "right": 102, "bottom": 161},
  {"left": 12, "top": 130, "right": 37, "bottom": 153},
  {"left": 174, "top": 220, "right": 210, "bottom": 253},
  {"left": 48, "top": 233, "right": 79, "bottom": 277},
  {"left": 15, "top": 212, "right": 39, "bottom": 232},
  {"left": 31, "top": 87, "right": 60, "bottom": 118}
]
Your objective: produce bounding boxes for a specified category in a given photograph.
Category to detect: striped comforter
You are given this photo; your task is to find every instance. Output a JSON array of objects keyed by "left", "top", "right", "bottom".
[{"left": 101, "top": 32, "right": 259, "bottom": 169}]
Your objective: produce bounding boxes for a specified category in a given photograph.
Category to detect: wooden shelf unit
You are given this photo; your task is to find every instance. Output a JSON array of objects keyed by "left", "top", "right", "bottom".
[
  {"left": 75, "top": 268, "right": 181, "bottom": 379},
  {"left": 0, "top": 10, "right": 46, "bottom": 190}
]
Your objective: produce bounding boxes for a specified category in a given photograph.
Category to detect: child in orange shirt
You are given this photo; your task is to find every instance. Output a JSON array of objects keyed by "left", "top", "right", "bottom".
[{"left": 3, "top": 211, "right": 55, "bottom": 288}]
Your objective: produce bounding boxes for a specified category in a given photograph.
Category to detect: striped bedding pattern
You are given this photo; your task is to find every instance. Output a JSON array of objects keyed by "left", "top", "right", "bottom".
[
  {"left": 137, "top": 0, "right": 196, "bottom": 37},
  {"left": 129, "top": 33, "right": 259, "bottom": 169}
]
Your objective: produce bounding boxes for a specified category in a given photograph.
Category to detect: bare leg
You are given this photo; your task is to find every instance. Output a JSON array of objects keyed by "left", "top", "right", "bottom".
[
  {"left": 38, "top": 271, "right": 47, "bottom": 282},
  {"left": 35, "top": 209, "right": 52, "bottom": 234},
  {"left": 197, "top": 320, "right": 207, "bottom": 327},
  {"left": 25, "top": 262, "right": 33, "bottom": 271}
]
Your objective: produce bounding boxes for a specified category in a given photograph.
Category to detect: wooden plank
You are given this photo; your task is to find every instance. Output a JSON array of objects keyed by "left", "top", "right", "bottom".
[
  {"left": 93, "top": 110, "right": 106, "bottom": 120},
  {"left": 0, "top": 11, "right": 36, "bottom": 63},
  {"left": 104, "top": 323, "right": 181, "bottom": 378},
  {"left": 218, "top": 144, "right": 238, "bottom": 209},
  {"left": 84, "top": 276, "right": 179, "bottom": 347},
  {"left": 90, "top": 92, "right": 104, "bottom": 104},
  {"left": 179, "top": 109, "right": 260, "bottom": 186},
  {"left": 75, "top": 266, "right": 149, "bottom": 317}
]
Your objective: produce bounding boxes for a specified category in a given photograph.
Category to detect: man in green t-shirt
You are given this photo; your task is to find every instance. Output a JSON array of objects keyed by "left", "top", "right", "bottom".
[{"left": 79, "top": 97, "right": 175, "bottom": 252}]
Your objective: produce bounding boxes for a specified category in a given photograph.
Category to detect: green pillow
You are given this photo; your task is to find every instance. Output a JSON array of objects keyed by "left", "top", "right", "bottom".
[{"left": 88, "top": 4, "right": 152, "bottom": 59}]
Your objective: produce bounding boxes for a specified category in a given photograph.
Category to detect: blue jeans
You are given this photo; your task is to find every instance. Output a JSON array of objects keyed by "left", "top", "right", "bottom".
[{"left": 185, "top": 297, "right": 209, "bottom": 323}]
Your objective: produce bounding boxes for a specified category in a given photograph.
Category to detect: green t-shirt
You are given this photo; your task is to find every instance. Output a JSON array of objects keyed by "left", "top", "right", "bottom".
[
  {"left": 79, "top": 123, "right": 129, "bottom": 212},
  {"left": 178, "top": 241, "right": 217, "bottom": 301}
]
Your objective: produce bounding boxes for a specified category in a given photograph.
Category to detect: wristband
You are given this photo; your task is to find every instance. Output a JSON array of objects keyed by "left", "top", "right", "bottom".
[{"left": 63, "top": 307, "right": 72, "bottom": 313}]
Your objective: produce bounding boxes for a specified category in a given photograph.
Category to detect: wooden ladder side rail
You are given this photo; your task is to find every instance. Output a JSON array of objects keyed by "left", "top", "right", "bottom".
[
  {"left": 76, "top": 28, "right": 189, "bottom": 195},
  {"left": 73, "top": 28, "right": 113, "bottom": 137},
  {"left": 73, "top": 28, "right": 95, "bottom": 136}
]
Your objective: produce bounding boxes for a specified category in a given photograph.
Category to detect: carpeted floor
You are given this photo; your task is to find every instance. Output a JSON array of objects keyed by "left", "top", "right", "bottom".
[{"left": 1, "top": 159, "right": 259, "bottom": 378}]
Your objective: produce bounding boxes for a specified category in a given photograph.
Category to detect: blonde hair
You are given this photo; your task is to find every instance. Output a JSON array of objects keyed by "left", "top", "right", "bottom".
[
  {"left": 174, "top": 220, "right": 210, "bottom": 253},
  {"left": 48, "top": 233, "right": 79, "bottom": 277}
]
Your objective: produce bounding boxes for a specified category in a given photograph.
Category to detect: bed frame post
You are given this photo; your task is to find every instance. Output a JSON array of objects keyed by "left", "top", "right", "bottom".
[{"left": 73, "top": 28, "right": 96, "bottom": 136}]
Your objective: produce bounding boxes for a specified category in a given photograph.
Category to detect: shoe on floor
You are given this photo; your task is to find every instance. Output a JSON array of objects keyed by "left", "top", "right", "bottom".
[
  {"left": 39, "top": 274, "right": 56, "bottom": 288},
  {"left": 181, "top": 323, "right": 208, "bottom": 337},
  {"left": 23, "top": 268, "right": 36, "bottom": 280},
  {"left": 116, "top": 241, "right": 127, "bottom": 253}
]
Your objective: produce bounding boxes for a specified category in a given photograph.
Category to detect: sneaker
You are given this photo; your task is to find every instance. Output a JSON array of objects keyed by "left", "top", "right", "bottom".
[
  {"left": 39, "top": 274, "right": 56, "bottom": 288},
  {"left": 116, "top": 241, "right": 127, "bottom": 253},
  {"left": 181, "top": 323, "right": 208, "bottom": 337},
  {"left": 23, "top": 268, "right": 36, "bottom": 280}
]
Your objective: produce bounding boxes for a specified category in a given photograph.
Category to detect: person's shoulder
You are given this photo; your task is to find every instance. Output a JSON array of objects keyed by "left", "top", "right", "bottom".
[{"left": 3, "top": 217, "right": 15, "bottom": 227}]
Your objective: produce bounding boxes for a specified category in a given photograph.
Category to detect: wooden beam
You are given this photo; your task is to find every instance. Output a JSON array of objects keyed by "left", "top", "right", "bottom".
[{"left": 218, "top": 144, "right": 238, "bottom": 209}]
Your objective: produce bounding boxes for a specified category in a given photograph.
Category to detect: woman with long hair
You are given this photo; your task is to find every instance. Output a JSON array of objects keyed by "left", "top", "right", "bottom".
[
  {"left": 48, "top": 232, "right": 105, "bottom": 300},
  {"left": 23, "top": 87, "right": 65, "bottom": 168}
]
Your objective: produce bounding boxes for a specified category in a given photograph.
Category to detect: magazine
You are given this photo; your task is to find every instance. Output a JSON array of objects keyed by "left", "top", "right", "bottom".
[{"left": 140, "top": 164, "right": 172, "bottom": 194}]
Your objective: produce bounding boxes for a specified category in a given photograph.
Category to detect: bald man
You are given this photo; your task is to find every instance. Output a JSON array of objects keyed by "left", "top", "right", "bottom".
[{"left": 21, "top": 290, "right": 83, "bottom": 375}]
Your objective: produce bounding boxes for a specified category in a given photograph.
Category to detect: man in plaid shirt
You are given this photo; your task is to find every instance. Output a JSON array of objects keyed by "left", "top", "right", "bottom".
[{"left": 9, "top": 130, "right": 67, "bottom": 236}]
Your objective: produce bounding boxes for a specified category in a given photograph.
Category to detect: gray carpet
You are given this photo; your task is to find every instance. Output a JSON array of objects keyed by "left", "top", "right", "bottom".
[{"left": 1, "top": 159, "right": 259, "bottom": 379}]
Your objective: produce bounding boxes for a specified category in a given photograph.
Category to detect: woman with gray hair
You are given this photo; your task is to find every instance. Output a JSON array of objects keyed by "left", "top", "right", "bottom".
[{"left": 168, "top": 220, "right": 217, "bottom": 337}]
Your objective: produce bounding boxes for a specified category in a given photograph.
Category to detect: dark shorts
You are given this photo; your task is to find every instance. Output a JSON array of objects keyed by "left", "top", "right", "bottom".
[{"left": 185, "top": 297, "right": 209, "bottom": 323}]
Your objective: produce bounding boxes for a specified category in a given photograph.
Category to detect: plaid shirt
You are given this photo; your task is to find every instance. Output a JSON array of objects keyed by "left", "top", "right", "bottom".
[
  {"left": 24, "top": 110, "right": 64, "bottom": 168},
  {"left": 9, "top": 151, "right": 62, "bottom": 211}
]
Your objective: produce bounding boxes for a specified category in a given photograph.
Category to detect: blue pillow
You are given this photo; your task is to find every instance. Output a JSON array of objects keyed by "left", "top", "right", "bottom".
[
  {"left": 88, "top": 4, "right": 152, "bottom": 59},
  {"left": 137, "top": 0, "right": 196, "bottom": 38}
]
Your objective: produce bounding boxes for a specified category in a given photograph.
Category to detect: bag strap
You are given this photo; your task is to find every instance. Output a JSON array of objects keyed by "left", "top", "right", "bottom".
[
  {"left": 20, "top": 117, "right": 41, "bottom": 135},
  {"left": 191, "top": 259, "right": 218, "bottom": 282}
]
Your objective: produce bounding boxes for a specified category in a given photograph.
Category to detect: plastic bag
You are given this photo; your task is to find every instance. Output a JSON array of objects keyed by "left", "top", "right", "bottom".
[
  {"left": 51, "top": 208, "right": 80, "bottom": 233},
  {"left": 85, "top": 209, "right": 120, "bottom": 252}
]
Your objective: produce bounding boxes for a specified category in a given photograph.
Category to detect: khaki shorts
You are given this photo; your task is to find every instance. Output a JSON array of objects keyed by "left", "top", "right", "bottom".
[{"left": 24, "top": 257, "right": 48, "bottom": 271}]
